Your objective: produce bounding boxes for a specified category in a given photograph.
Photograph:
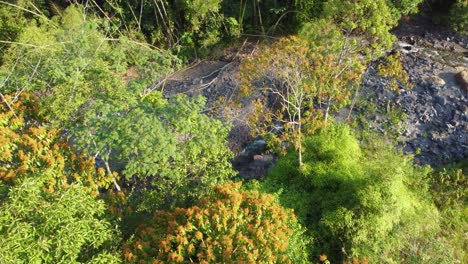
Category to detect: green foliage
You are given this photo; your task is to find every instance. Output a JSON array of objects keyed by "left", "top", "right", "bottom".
[
  {"left": 388, "top": 0, "right": 425, "bottom": 17},
  {"left": 428, "top": 162, "right": 467, "bottom": 263},
  {"left": 221, "top": 0, "right": 292, "bottom": 34},
  {"left": 447, "top": 0, "right": 468, "bottom": 34},
  {"left": 256, "top": 124, "right": 445, "bottom": 262},
  {"left": 0, "top": 177, "right": 120, "bottom": 263},
  {"left": 123, "top": 182, "right": 309, "bottom": 263},
  {"left": 99, "top": 0, "right": 239, "bottom": 58},
  {"left": 71, "top": 93, "right": 234, "bottom": 210},
  {"left": 0, "top": 93, "right": 113, "bottom": 194},
  {"left": 0, "top": 5, "right": 178, "bottom": 125},
  {"left": 0, "top": 3, "right": 27, "bottom": 63}
]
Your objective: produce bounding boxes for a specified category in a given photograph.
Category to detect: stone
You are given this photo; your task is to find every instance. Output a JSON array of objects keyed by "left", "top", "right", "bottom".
[
  {"left": 434, "top": 76, "right": 446, "bottom": 86},
  {"left": 435, "top": 95, "right": 447, "bottom": 106},
  {"left": 455, "top": 69, "right": 468, "bottom": 91}
]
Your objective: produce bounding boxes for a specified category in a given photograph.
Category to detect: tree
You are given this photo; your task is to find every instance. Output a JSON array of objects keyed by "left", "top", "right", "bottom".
[
  {"left": 0, "top": 2, "right": 27, "bottom": 63},
  {"left": 71, "top": 92, "right": 234, "bottom": 209},
  {"left": 239, "top": 24, "right": 364, "bottom": 166},
  {"left": 0, "top": 93, "right": 113, "bottom": 194},
  {"left": 0, "top": 177, "right": 121, "bottom": 263},
  {"left": 240, "top": 36, "right": 317, "bottom": 166},
  {"left": 0, "top": 5, "right": 178, "bottom": 126},
  {"left": 256, "top": 124, "right": 444, "bottom": 262},
  {"left": 447, "top": 0, "right": 468, "bottom": 34},
  {"left": 123, "top": 182, "right": 309, "bottom": 263},
  {"left": 321, "top": 0, "right": 399, "bottom": 52},
  {"left": 298, "top": 20, "right": 366, "bottom": 122},
  {"left": 0, "top": 93, "right": 121, "bottom": 263}
]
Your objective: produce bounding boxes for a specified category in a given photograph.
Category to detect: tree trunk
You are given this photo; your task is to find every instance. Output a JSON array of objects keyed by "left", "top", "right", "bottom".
[
  {"left": 297, "top": 110, "right": 303, "bottom": 167},
  {"left": 324, "top": 97, "right": 332, "bottom": 123},
  {"left": 105, "top": 161, "right": 121, "bottom": 192},
  {"left": 347, "top": 85, "right": 360, "bottom": 121}
]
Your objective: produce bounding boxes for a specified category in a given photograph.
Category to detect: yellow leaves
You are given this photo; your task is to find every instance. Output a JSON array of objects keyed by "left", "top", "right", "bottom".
[
  {"left": 195, "top": 231, "right": 204, "bottom": 240},
  {"left": 187, "top": 243, "right": 195, "bottom": 254},
  {"left": 377, "top": 52, "right": 412, "bottom": 93},
  {"left": 126, "top": 182, "right": 302, "bottom": 263},
  {"left": 0, "top": 93, "right": 110, "bottom": 195}
]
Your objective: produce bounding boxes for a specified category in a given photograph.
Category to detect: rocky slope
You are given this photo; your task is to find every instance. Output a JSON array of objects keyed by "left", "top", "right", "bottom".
[{"left": 357, "top": 17, "right": 467, "bottom": 166}]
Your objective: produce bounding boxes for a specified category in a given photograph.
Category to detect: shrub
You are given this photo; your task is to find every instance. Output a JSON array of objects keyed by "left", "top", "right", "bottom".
[{"left": 123, "top": 182, "right": 310, "bottom": 263}]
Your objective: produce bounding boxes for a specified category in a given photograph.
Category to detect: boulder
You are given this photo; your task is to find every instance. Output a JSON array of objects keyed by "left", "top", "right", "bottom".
[
  {"left": 455, "top": 69, "right": 468, "bottom": 91},
  {"left": 425, "top": 75, "right": 446, "bottom": 86}
]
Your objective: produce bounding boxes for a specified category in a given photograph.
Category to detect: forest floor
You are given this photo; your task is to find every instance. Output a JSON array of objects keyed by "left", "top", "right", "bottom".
[{"left": 160, "top": 15, "right": 468, "bottom": 178}]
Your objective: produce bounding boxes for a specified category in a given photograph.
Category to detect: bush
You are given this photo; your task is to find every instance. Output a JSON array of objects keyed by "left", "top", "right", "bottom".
[
  {"left": 256, "top": 124, "right": 447, "bottom": 262},
  {"left": 123, "top": 182, "right": 310, "bottom": 263},
  {"left": 448, "top": 0, "right": 468, "bottom": 34}
]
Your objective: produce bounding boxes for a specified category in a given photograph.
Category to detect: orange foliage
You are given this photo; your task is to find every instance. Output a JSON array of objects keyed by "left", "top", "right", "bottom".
[
  {"left": 124, "top": 182, "right": 301, "bottom": 263},
  {"left": 0, "top": 93, "right": 113, "bottom": 194},
  {"left": 377, "top": 52, "right": 412, "bottom": 93}
]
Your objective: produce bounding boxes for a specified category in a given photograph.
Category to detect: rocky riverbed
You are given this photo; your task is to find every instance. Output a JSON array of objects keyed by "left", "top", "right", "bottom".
[{"left": 357, "top": 17, "right": 468, "bottom": 166}]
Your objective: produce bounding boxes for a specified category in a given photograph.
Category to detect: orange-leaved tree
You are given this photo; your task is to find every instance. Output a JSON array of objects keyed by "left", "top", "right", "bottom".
[
  {"left": 0, "top": 93, "right": 114, "bottom": 194},
  {"left": 239, "top": 24, "right": 365, "bottom": 165},
  {"left": 123, "top": 182, "right": 309, "bottom": 263},
  {"left": 239, "top": 36, "right": 320, "bottom": 166}
]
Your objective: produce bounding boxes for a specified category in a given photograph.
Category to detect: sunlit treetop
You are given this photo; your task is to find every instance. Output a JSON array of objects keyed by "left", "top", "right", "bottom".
[
  {"left": 0, "top": 93, "right": 113, "bottom": 194},
  {"left": 123, "top": 182, "right": 310, "bottom": 263}
]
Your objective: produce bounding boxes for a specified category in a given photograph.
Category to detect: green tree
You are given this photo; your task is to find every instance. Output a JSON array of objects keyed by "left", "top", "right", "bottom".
[
  {"left": 447, "top": 0, "right": 468, "bottom": 34},
  {"left": 123, "top": 182, "right": 309, "bottom": 263},
  {"left": 71, "top": 92, "right": 234, "bottom": 209},
  {"left": 321, "top": 0, "right": 399, "bottom": 52},
  {"left": 0, "top": 2, "right": 28, "bottom": 63},
  {"left": 0, "top": 177, "right": 121, "bottom": 263},
  {"left": 256, "top": 124, "right": 444, "bottom": 262},
  {"left": 0, "top": 5, "right": 178, "bottom": 126}
]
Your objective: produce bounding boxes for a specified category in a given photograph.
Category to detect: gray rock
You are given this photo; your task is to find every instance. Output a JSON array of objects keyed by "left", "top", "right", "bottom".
[{"left": 435, "top": 95, "right": 447, "bottom": 106}]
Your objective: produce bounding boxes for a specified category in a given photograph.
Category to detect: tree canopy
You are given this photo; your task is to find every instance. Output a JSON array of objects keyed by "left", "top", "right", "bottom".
[
  {"left": 124, "top": 182, "right": 309, "bottom": 263},
  {"left": 0, "top": 1, "right": 464, "bottom": 263}
]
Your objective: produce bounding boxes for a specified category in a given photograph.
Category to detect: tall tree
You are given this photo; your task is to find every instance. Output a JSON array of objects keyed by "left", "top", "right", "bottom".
[
  {"left": 71, "top": 92, "right": 234, "bottom": 209},
  {"left": 239, "top": 23, "right": 365, "bottom": 165}
]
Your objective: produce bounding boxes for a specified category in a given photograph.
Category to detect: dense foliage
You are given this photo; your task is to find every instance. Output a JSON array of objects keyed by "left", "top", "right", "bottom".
[
  {"left": 446, "top": 0, "right": 468, "bottom": 34},
  {"left": 0, "top": 1, "right": 465, "bottom": 263},
  {"left": 72, "top": 92, "right": 234, "bottom": 209},
  {"left": 0, "top": 5, "right": 179, "bottom": 126},
  {"left": 0, "top": 93, "right": 119, "bottom": 263},
  {"left": 124, "top": 182, "right": 309, "bottom": 263},
  {"left": 0, "top": 177, "right": 120, "bottom": 263},
  {"left": 254, "top": 124, "right": 458, "bottom": 262}
]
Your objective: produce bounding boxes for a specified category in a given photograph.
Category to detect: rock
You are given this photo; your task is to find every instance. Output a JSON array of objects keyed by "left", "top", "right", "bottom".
[
  {"left": 435, "top": 95, "right": 447, "bottom": 106},
  {"left": 397, "top": 42, "right": 419, "bottom": 53},
  {"left": 253, "top": 154, "right": 275, "bottom": 162},
  {"left": 455, "top": 69, "right": 468, "bottom": 91},
  {"left": 241, "top": 139, "right": 266, "bottom": 156},
  {"left": 428, "top": 76, "right": 446, "bottom": 86}
]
